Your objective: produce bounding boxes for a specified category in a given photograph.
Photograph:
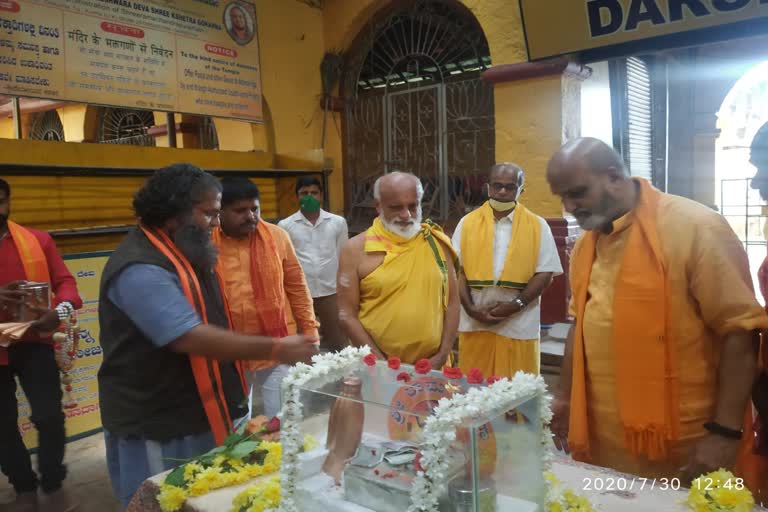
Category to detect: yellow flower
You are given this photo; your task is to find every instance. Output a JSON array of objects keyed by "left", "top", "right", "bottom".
[
  {"left": 230, "top": 476, "right": 282, "bottom": 512},
  {"left": 685, "top": 469, "right": 755, "bottom": 512},
  {"left": 183, "top": 462, "right": 203, "bottom": 482},
  {"left": 157, "top": 485, "right": 187, "bottom": 512},
  {"left": 303, "top": 434, "right": 318, "bottom": 452},
  {"left": 188, "top": 478, "right": 211, "bottom": 497}
]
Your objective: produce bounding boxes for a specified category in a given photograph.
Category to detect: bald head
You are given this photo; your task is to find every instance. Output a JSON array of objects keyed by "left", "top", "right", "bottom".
[
  {"left": 374, "top": 172, "right": 424, "bottom": 239},
  {"left": 490, "top": 163, "right": 525, "bottom": 185},
  {"left": 547, "top": 138, "right": 633, "bottom": 231},
  {"left": 374, "top": 171, "right": 423, "bottom": 202},
  {"left": 547, "top": 138, "right": 627, "bottom": 182}
]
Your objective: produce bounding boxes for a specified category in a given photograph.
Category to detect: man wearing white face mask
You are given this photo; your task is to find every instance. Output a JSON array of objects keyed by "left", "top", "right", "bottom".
[
  {"left": 452, "top": 163, "right": 562, "bottom": 378},
  {"left": 337, "top": 172, "right": 459, "bottom": 367}
]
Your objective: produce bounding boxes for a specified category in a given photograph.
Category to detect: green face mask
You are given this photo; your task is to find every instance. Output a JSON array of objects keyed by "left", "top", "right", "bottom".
[{"left": 299, "top": 194, "right": 321, "bottom": 213}]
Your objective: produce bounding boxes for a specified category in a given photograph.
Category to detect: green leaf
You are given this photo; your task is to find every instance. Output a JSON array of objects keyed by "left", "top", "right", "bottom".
[
  {"left": 229, "top": 441, "right": 262, "bottom": 460},
  {"left": 235, "top": 421, "right": 248, "bottom": 435},
  {"left": 243, "top": 449, "right": 268, "bottom": 466},
  {"left": 164, "top": 465, "right": 187, "bottom": 488},
  {"left": 199, "top": 445, "right": 227, "bottom": 459},
  {"left": 223, "top": 431, "right": 249, "bottom": 448}
]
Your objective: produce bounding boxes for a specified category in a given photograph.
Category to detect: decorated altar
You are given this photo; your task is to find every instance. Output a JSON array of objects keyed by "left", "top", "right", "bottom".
[{"left": 129, "top": 347, "right": 762, "bottom": 512}]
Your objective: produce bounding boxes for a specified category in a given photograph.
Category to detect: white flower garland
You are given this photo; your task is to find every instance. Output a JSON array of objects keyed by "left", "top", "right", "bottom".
[
  {"left": 277, "top": 351, "right": 552, "bottom": 512},
  {"left": 407, "top": 371, "right": 553, "bottom": 512},
  {"left": 277, "top": 345, "right": 371, "bottom": 512}
]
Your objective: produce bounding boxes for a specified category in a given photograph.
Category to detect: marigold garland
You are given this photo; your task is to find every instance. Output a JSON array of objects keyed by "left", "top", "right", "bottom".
[
  {"left": 231, "top": 475, "right": 282, "bottom": 512},
  {"left": 687, "top": 469, "right": 755, "bottom": 512},
  {"left": 157, "top": 441, "right": 284, "bottom": 512},
  {"left": 544, "top": 472, "right": 596, "bottom": 512}
]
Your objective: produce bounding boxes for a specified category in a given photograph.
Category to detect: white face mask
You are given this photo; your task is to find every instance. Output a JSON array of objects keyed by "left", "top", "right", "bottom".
[
  {"left": 379, "top": 206, "right": 423, "bottom": 240},
  {"left": 487, "top": 183, "right": 521, "bottom": 212}
]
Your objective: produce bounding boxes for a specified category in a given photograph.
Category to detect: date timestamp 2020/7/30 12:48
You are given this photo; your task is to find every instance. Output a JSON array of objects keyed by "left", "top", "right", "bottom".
[{"left": 581, "top": 477, "right": 746, "bottom": 492}]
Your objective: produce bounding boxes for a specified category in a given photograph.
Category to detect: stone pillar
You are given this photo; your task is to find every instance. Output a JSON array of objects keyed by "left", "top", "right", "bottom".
[{"left": 482, "top": 57, "right": 589, "bottom": 324}]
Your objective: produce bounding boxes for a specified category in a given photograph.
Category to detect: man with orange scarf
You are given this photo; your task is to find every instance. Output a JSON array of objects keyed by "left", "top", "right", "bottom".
[
  {"left": 213, "top": 177, "right": 319, "bottom": 418},
  {"left": 0, "top": 178, "right": 82, "bottom": 512},
  {"left": 337, "top": 172, "right": 459, "bottom": 367},
  {"left": 546, "top": 138, "right": 768, "bottom": 482},
  {"left": 98, "top": 165, "right": 317, "bottom": 507}
]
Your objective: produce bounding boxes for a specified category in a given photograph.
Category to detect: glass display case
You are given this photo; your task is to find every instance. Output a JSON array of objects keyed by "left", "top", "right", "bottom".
[{"left": 286, "top": 361, "right": 547, "bottom": 512}]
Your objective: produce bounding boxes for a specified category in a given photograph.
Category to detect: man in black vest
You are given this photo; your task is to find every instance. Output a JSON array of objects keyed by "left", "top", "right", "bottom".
[{"left": 98, "top": 164, "right": 318, "bottom": 507}]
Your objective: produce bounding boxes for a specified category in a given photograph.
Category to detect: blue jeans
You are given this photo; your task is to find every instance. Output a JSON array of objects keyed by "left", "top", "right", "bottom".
[{"left": 104, "top": 429, "right": 215, "bottom": 508}]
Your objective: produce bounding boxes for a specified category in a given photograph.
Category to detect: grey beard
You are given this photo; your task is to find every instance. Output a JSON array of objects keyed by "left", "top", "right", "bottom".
[{"left": 172, "top": 222, "right": 218, "bottom": 273}]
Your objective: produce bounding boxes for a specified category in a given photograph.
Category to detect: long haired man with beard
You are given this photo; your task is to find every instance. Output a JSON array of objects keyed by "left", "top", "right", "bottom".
[
  {"left": 337, "top": 172, "right": 459, "bottom": 367},
  {"left": 97, "top": 165, "right": 317, "bottom": 507}
]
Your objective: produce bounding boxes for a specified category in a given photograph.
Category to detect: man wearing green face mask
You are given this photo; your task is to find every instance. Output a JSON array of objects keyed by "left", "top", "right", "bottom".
[
  {"left": 451, "top": 163, "right": 562, "bottom": 379},
  {"left": 278, "top": 177, "right": 349, "bottom": 352}
]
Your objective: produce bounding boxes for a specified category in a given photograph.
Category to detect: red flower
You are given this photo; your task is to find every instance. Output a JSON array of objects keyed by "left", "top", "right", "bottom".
[
  {"left": 486, "top": 375, "right": 502, "bottom": 385},
  {"left": 414, "top": 359, "right": 432, "bottom": 374},
  {"left": 414, "top": 452, "right": 424, "bottom": 472},
  {"left": 442, "top": 366, "right": 463, "bottom": 379},
  {"left": 387, "top": 357, "right": 401, "bottom": 370},
  {"left": 264, "top": 416, "right": 281, "bottom": 433},
  {"left": 363, "top": 353, "right": 377, "bottom": 366},
  {"left": 467, "top": 368, "right": 484, "bottom": 384},
  {"left": 396, "top": 372, "right": 411, "bottom": 383}
]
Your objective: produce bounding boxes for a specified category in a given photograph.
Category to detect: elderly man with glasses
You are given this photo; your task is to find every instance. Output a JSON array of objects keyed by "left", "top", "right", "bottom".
[{"left": 451, "top": 163, "right": 562, "bottom": 379}]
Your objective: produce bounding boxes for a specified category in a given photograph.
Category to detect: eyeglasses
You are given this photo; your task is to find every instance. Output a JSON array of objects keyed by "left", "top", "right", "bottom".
[{"left": 488, "top": 182, "right": 519, "bottom": 193}]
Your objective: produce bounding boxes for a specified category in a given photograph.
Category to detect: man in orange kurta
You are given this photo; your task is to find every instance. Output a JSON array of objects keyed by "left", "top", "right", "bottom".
[
  {"left": 214, "top": 177, "right": 319, "bottom": 418},
  {"left": 547, "top": 138, "right": 768, "bottom": 482}
]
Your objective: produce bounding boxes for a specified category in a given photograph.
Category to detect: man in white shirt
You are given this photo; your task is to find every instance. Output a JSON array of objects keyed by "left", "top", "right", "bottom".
[
  {"left": 452, "top": 163, "right": 562, "bottom": 378},
  {"left": 278, "top": 177, "right": 349, "bottom": 352}
]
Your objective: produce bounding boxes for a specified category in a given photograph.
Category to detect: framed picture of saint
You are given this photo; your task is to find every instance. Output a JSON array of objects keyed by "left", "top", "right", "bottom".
[{"left": 224, "top": 1, "right": 256, "bottom": 46}]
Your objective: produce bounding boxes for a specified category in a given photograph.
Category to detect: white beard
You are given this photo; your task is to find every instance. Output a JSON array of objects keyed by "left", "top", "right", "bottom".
[
  {"left": 380, "top": 209, "right": 422, "bottom": 239},
  {"left": 575, "top": 212, "right": 610, "bottom": 231}
]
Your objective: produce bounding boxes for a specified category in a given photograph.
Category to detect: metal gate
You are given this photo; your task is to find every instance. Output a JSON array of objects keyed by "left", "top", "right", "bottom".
[{"left": 343, "top": 0, "right": 493, "bottom": 233}]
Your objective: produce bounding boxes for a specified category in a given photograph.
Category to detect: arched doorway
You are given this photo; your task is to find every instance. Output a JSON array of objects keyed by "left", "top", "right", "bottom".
[
  {"left": 342, "top": 0, "right": 494, "bottom": 233},
  {"left": 29, "top": 110, "right": 65, "bottom": 141},
  {"left": 715, "top": 60, "right": 768, "bottom": 299},
  {"left": 97, "top": 107, "right": 156, "bottom": 146}
]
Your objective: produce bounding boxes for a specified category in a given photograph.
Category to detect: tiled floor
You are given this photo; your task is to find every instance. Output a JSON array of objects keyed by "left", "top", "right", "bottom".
[{"left": 0, "top": 433, "right": 120, "bottom": 512}]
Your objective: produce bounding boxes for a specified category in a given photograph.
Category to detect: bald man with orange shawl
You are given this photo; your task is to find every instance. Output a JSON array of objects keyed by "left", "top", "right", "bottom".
[
  {"left": 338, "top": 172, "right": 459, "bottom": 367},
  {"left": 213, "top": 177, "right": 318, "bottom": 418},
  {"left": 547, "top": 138, "right": 768, "bottom": 483}
]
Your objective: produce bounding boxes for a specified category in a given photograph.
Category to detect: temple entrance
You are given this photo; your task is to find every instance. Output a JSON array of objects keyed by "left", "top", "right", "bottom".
[{"left": 342, "top": 0, "right": 494, "bottom": 233}]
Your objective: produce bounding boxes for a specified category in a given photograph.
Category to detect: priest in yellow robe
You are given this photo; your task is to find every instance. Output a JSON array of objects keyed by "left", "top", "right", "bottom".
[
  {"left": 547, "top": 137, "right": 768, "bottom": 482},
  {"left": 337, "top": 172, "right": 459, "bottom": 367},
  {"left": 452, "top": 163, "right": 562, "bottom": 378}
]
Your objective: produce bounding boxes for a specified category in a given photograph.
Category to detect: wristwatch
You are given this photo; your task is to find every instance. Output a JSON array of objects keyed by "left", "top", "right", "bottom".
[
  {"left": 513, "top": 297, "right": 527, "bottom": 310},
  {"left": 703, "top": 421, "right": 742, "bottom": 440}
]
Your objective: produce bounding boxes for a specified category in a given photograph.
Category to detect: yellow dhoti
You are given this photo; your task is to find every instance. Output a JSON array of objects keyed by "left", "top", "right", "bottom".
[
  {"left": 359, "top": 219, "right": 456, "bottom": 364},
  {"left": 458, "top": 332, "right": 539, "bottom": 377}
]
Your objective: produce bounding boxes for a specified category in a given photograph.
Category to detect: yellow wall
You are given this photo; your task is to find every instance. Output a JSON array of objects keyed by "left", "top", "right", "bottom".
[
  {"left": 0, "top": 0, "right": 572, "bottom": 230},
  {"left": 0, "top": 139, "right": 282, "bottom": 253}
]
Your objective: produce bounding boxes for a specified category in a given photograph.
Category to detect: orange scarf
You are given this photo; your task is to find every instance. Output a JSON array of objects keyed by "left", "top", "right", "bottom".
[
  {"left": 8, "top": 221, "right": 51, "bottom": 284},
  {"left": 141, "top": 225, "right": 245, "bottom": 445},
  {"left": 569, "top": 178, "right": 679, "bottom": 461},
  {"left": 212, "top": 223, "right": 289, "bottom": 340}
]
